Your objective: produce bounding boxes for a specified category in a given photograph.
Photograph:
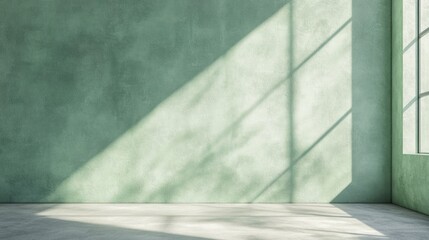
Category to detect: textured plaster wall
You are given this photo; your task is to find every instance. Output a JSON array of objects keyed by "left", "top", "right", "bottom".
[
  {"left": 0, "top": 0, "right": 391, "bottom": 203},
  {"left": 392, "top": 0, "right": 429, "bottom": 215}
]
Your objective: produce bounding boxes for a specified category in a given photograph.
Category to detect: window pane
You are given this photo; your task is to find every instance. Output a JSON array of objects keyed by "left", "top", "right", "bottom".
[
  {"left": 403, "top": 0, "right": 418, "bottom": 153},
  {"left": 420, "top": 0, "right": 429, "bottom": 152}
]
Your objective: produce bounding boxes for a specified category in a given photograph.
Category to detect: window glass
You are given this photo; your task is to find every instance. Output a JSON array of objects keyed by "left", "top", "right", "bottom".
[
  {"left": 403, "top": 0, "right": 418, "bottom": 153},
  {"left": 420, "top": 0, "right": 429, "bottom": 153}
]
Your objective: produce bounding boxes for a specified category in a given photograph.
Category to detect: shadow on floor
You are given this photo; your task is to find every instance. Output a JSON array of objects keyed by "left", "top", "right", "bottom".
[
  {"left": 0, "top": 205, "right": 212, "bottom": 240},
  {"left": 334, "top": 204, "right": 429, "bottom": 240},
  {"left": 2, "top": 204, "right": 429, "bottom": 240}
]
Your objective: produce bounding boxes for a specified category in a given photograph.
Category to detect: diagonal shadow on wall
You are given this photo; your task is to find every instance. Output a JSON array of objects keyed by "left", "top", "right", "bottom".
[
  {"left": 0, "top": 0, "right": 391, "bottom": 203},
  {"left": 0, "top": 0, "right": 289, "bottom": 202},
  {"left": 333, "top": 0, "right": 391, "bottom": 203}
]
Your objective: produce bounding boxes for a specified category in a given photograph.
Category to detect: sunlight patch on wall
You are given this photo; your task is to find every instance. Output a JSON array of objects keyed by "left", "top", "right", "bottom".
[
  {"left": 46, "top": 5, "right": 291, "bottom": 202},
  {"left": 46, "top": 0, "right": 352, "bottom": 202},
  {"left": 290, "top": 0, "right": 352, "bottom": 202}
]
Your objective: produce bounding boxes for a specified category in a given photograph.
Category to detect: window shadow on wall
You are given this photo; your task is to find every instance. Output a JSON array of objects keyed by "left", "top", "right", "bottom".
[
  {"left": 0, "top": 0, "right": 289, "bottom": 202},
  {"left": 0, "top": 0, "right": 391, "bottom": 203}
]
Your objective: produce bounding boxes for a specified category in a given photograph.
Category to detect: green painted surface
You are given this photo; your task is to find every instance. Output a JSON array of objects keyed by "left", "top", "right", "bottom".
[
  {"left": 0, "top": 0, "right": 391, "bottom": 203},
  {"left": 392, "top": 0, "right": 429, "bottom": 215}
]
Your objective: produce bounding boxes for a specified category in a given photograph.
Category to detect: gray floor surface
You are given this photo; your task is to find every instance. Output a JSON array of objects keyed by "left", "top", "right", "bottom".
[{"left": 0, "top": 204, "right": 428, "bottom": 239}]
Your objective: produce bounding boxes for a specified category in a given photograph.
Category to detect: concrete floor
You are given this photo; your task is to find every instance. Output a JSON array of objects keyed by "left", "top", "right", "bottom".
[{"left": 0, "top": 204, "right": 428, "bottom": 240}]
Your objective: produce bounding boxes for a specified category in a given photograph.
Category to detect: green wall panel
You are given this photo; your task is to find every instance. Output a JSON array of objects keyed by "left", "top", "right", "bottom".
[
  {"left": 392, "top": 0, "right": 429, "bottom": 215},
  {"left": 0, "top": 0, "right": 391, "bottom": 203}
]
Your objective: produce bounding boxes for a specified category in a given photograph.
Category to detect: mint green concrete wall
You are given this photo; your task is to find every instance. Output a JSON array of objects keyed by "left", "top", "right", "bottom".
[
  {"left": 0, "top": 0, "right": 391, "bottom": 203},
  {"left": 392, "top": 0, "right": 429, "bottom": 215}
]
